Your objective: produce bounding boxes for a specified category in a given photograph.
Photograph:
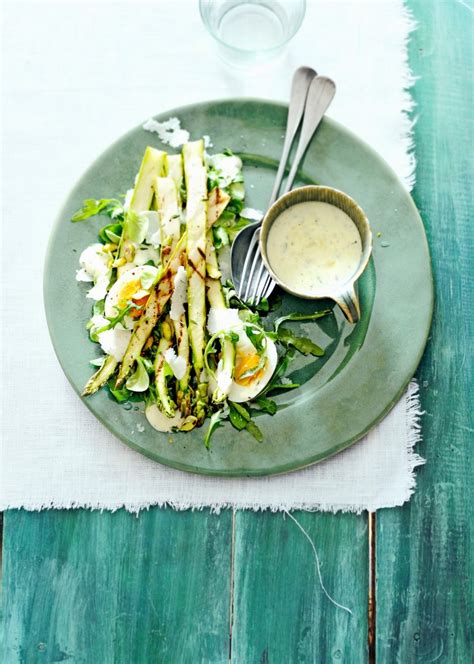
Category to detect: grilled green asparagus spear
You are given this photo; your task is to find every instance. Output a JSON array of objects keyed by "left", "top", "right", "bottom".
[
  {"left": 183, "top": 140, "right": 208, "bottom": 372},
  {"left": 117, "top": 147, "right": 167, "bottom": 276},
  {"left": 206, "top": 188, "right": 231, "bottom": 278},
  {"left": 82, "top": 355, "right": 118, "bottom": 396},
  {"left": 154, "top": 320, "right": 175, "bottom": 417},
  {"left": 115, "top": 231, "right": 187, "bottom": 387},
  {"left": 154, "top": 174, "right": 192, "bottom": 416},
  {"left": 167, "top": 154, "right": 184, "bottom": 205}
]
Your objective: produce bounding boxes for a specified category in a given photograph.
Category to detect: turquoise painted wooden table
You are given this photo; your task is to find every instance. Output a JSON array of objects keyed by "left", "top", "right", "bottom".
[{"left": 1, "top": 1, "right": 472, "bottom": 661}]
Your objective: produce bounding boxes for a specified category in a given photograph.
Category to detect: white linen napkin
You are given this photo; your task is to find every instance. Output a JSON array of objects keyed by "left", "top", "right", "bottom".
[{"left": 1, "top": 0, "right": 424, "bottom": 513}]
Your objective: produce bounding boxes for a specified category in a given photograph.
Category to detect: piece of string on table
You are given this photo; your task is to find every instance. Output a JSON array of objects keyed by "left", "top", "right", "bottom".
[{"left": 284, "top": 510, "right": 353, "bottom": 615}]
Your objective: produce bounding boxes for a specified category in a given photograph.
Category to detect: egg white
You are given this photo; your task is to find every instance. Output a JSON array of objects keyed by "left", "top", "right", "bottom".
[{"left": 206, "top": 307, "right": 278, "bottom": 403}]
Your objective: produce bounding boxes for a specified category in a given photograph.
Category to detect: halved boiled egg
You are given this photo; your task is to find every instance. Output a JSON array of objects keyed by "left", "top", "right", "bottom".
[
  {"left": 207, "top": 307, "right": 278, "bottom": 403},
  {"left": 228, "top": 331, "right": 278, "bottom": 403},
  {"left": 105, "top": 264, "right": 159, "bottom": 324}
]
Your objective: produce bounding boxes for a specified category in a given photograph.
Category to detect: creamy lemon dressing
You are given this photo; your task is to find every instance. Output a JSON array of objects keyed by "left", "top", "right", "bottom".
[{"left": 266, "top": 201, "right": 362, "bottom": 294}]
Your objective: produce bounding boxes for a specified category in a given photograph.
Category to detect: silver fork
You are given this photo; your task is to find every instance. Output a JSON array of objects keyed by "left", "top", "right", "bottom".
[{"left": 233, "top": 73, "right": 336, "bottom": 305}]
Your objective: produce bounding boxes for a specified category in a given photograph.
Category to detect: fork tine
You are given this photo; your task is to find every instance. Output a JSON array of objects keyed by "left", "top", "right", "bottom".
[
  {"left": 238, "top": 229, "right": 259, "bottom": 298},
  {"left": 248, "top": 258, "right": 266, "bottom": 305},
  {"left": 254, "top": 270, "right": 270, "bottom": 305},
  {"left": 258, "top": 272, "right": 275, "bottom": 301},
  {"left": 242, "top": 228, "right": 261, "bottom": 302},
  {"left": 255, "top": 273, "right": 270, "bottom": 304},
  {"left": 261, "top": 274, "right": 276, "bottom": 301},
  {"left": 243, "top": 246, "right": 261, "bottom": 302}
]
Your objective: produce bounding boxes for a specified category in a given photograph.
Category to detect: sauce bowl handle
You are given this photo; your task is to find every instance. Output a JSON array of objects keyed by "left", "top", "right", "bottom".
[{"left": 334, "top": 285, "right": 360, "bottom": 325}]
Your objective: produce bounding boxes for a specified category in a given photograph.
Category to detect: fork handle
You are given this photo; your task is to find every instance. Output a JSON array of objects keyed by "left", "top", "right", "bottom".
[
  {"left": 268, "top": 66, "right": 317, "bottom": 207},
  {"left": 284, "top": 76, "right": 336, "bottom": 194}
]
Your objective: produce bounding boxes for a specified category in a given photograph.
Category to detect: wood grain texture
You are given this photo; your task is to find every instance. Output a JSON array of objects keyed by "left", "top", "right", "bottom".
[
  {"left": 376, "top": 1, "right": 473, "bottom": 662},
  {"left": 1, "top": 509, "right": 232, "bottom": 664},
  {"left": 231, "top": 511, "right": 368, "bottom": 663}
]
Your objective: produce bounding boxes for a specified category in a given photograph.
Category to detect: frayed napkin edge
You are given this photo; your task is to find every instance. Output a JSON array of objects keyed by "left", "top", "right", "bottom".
[{"left": 3, "top": 380, "right": 425, "bottom": 515}]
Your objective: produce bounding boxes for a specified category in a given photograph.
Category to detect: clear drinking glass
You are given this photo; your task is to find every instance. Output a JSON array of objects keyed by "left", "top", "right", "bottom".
[{"left": 199, "top": 0, "right": 306, "bottom": 67}]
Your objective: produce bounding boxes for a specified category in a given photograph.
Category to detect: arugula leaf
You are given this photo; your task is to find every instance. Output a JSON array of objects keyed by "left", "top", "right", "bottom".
[
  {"left": 203, "top": 409, "right": 227, "bottom": 449},
  {"left": 252, "top": 396, "right": 277, "bottom": 415},
  {"left": 71, "top": 198, "right": 123, "bottom": 222},
  {"left": 260, "top": 348, "right": 297, "bottom": 396},
  {"left": 207, "top": 175, "right": 220, "bottom": 191},
  {"left": 95, "top": 301, "right": 142, "bottom": 334},
  {"left": 268, "top": 382, "right": 300, "bottom": 391},
  {"left": 268, "top": 292, "right": 282, "bottom": 312},
  {"left": 226, "top": 286, "right": 270, "bottom": 319},
  {"left": 107, "top": 380, "right": 131, "bottom": 403},
  {"left": 231, "top": 402, "right": 251, "bottom": 420},
  {"left": 227, "top": 198, "right": 244, "bottom": 215},
  {"left": 227, "top": 331, "right": 240, "bottom": 344},
  {"left": 245, "top": 420, "right": 264, "bottom": 442},
  {"left": 239, "top": 309, "right": 261, "bottom": 325},
  {"left": 274, "top": 309, "right": 332, "bottom": 333},
  {"left": 276, "top": 328, "right": 324, "bottom": 356},
  {"left": 215, "top": 210, "right": 236, "bottom": 225},
  {"left": 245, "top": 326, "right": 266, "bottom": 353},
  {"left": 228, "top": 401, "right": 250, "bottom": 430},
  {"left": 229, "top": 410, "right": 247, "bottom": 430},
  {"left": 99, "top": 222, "right": 123, "bottom": 245},
  {"left": 214, "top": 211, "right": 250, "bottom": 242},
  {"left": 212, "top": 225, "right": 229, "bottom": 249},
  {"left": 145, "top": 384, "right": 158, "bottom": 406},
  {"left": 228, "top": 402, "right": 262, "bottom": 441}
]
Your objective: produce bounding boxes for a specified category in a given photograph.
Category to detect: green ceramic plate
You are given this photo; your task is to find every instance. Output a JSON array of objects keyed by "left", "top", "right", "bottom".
[{"left": 44, "top": 99, "right": 433, "bottom": 476}]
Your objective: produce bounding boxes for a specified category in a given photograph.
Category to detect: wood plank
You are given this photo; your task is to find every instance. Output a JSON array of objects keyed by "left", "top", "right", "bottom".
[
  {"left": 231, "top": 511, "right": 368, "bottom": 662},
  {"left": 376, "top": 1, "right": 473, "bottom": 661},
  {"left": 1, "top": 508, "right": 232, "bottom": 664}
]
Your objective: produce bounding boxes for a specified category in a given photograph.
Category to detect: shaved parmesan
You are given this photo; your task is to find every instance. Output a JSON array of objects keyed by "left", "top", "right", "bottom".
[
  {"left": 241, "top": 207, "right": 264, "bottom": 221},
  {"left": 77, "top": 244, "right": 112, "bottom": 301},
  {"left": 170, "top": 265, "right": 187, "bottom": 321},
  {"left": 206, "top": 153, "right": 243, "bottom": 188},
  {"left": 98, "top": 327, "right": 132, "bottom": 362},
  {"left": 207, "top": 307, "right": 242, "bottom": 335},
  {"left": 142, "top": 117, "right": 190, "bottom": 148},
  {"left": 164, "top": 348, "right": 186, "bottom": 380}
]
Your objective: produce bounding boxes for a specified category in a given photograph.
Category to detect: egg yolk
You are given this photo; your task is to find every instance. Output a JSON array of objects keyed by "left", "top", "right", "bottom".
[
  {"left": 117, "top": 279, "right": 141, "bottom": 309},
  {"left": 115, "top": 278, "right": 150, "bottom": 318},
  {"left": 235, "top": 353, "right": 265, "bottom": 386}
]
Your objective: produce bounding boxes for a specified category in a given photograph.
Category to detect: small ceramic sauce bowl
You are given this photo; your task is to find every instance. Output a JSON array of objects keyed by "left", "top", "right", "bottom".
[{"left": 259, "top": 185, "right": 372, "bottom": 324}]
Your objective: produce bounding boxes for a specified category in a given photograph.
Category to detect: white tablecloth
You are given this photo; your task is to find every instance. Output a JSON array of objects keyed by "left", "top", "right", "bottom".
[{"left": 1, "top": 0, "right": 424, "bottom": 512}]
